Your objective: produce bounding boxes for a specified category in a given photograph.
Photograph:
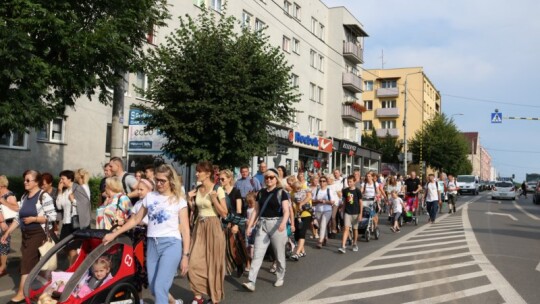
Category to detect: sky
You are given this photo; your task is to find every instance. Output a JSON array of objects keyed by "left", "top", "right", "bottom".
[{"left": 323, "top": 0, "right": 540, "bottom": 182}]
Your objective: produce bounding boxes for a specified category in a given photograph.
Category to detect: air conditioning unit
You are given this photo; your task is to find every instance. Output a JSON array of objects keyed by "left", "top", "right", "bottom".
[{"left": 318, "top": 130, "right": 327, "bottom": 137}]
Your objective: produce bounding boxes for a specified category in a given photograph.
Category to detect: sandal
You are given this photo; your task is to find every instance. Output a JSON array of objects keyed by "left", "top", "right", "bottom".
[
  {"left": 290, "top": 254, "right": 299, "bottom": 261},
  {"left": 316, "top": 242, "right": 322, "bottom": 249},
  {"left": 299, "top": 252, "right": 306, "bottom": 258}
]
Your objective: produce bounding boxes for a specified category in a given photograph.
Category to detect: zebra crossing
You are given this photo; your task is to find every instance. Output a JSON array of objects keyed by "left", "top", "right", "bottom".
[{"left": 282, "top": 198, "right": 526, "bottom": 304}]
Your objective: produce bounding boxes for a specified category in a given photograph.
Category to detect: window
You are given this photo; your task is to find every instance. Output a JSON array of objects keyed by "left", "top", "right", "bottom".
[
  {"left": 290, "top": 74, "right": 299, "bottom": 87},
  {"left": 364, "top": 80, "right": 373, "bottom": 91},
  {"left": 318, "top": 23, "right": 325, "bottom": 40},
  {"left": 284, "top": 1, "right": 291, "bottom": 14},
  {"left": 147, "top": 24, "right": 156, "bottom": 45},
  {"left": 255, "top": 19, "right": 265, "bottom": 32},
  {"left": 381, "top": 100, "right": 396, "bottom": 108},
  {"left": 0, "top": 130, "right": 27, "bottom": 149},
  {"left": 135, "top": 72, "right": 148, "bottom": 98},
  {"left": 318, "top": 55, "right": 324, "bottom": 72},
  {"left": 242, "top": 11, "right": 253, "bottom": 29},
  {"left": 309, "top": 83, "right": 316, "bottom": 101},
  {"left": 193, "top": 0, "right": 205, "bottom": 6},
  {"left": 381, "top": 79, "right": 397, "bottom": 88},
  {"left": 363, "top": 120, "right": 373, "bottom": 131},
  {"left": 317, "top": 86, "right": 323, "bottom": 103},
  {"left": 37, "top": 118, "right": 65, "bottom": 143},
  {"left": 292, "top": 38, "right": 300, "bottom": 54},
  {"left": 311, "top": 17, "right": 317, "bottom": 34},
  {"left": 282, "top": 36, "right": 290, "bottom": 52},
  {"left": 211, "top": 0, "right": 222, "bottom": 12},
  {"left": 381, "top": 120, "right": 397, "bottom": 129},
  {"left": 310, "top": 50, "right": 316, "bottom": 68},
  {"left": 309, "top": 116, "right": 321, "bottom": 134},
  {"left": 293, "top": 3, "right": 301, "bottom": 19},
  {"left": 105, "top": 124, "right": 112, "bottom": 153},
  {"left": 364, "top": 100, "right": 373, "bottom": 110}
]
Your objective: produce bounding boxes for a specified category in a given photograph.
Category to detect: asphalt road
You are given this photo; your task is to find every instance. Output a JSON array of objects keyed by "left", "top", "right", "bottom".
[{"left": 1, "top": 193, "right": 539, "bottom": 303}]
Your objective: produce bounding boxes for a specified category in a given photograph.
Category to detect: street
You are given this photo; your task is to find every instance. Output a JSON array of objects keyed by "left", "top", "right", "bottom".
[{"left": 1, "top": 193, "right": 539, "bottom": 303}]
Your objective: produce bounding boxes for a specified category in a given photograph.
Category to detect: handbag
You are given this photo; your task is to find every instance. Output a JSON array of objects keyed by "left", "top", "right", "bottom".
[
  {"left": 248, "top": 190, "right": 278, "bottom": 244},
  {"left": 39, "top": 223, "right": 57, "bottom": 271},
  {"left": 71, "top": 203, "right": 80, "bottom": 229}
]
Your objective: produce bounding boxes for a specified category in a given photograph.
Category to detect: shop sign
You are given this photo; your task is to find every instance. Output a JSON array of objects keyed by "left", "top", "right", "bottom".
[
  {"left": 319, "top": 137, "right": 333, "bottom": 153},
  {"left": 128, "top": 108, "right": 167, "bottom": 152},
  {"left": 266, "top": 124, "right": 292, "bottom": 143},
  {"left": 289, "top": 130, "right": 332, "bottom": 152}
]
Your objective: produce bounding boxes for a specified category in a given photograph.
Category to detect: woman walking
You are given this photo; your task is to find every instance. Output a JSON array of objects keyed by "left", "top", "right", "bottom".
[
  {"left": 424, "top": 174, "right": 441, "bottom": 223},
  {"left": 243, "top": 168, "right": 290, "bottom": 291},
  {"left": 187, "top": 161, "right": 228, "bottom": 304},
  {"left": 96, "top": 177, "right": 132, "bottom": 230},
  {"left": 1, "top": 170, "right": 56, "bottom": 304},
  {"left": 0, "top": 175, "right": 18, "bottom": 277},
  {"left": 311, "top": 176, "right": 337, "bottom": 248},
  {"left": 103, "top": 164, "right": 190, "bottom": 304},
  {"left": 290, "top": 180, "right": 312, "bottom": 260}
]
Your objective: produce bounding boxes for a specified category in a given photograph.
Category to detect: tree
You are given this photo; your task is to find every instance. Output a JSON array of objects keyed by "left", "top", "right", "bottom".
[
  {"left": 0, "top": 0, "right": 169, "bottom": 134},
  {"left": 409, "top": 114, "right": 472, "bottom": 175},
  {"left": 362, "top": 129, "right": 402, "bottom": 163},
  {"left": 139, "top": 8, "right": 300, "bottom": 168}
]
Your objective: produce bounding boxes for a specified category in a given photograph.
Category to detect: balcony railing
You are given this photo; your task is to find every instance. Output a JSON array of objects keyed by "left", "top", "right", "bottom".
[
  {"left": 343, "top": 41, "right": 363, "bottom": 64},
  {"left": 342, "top": 72, "right": 362, "bottom": 93},
  {"left": 376, "top": 128, "right": 399, "bottom": 137},
  {"left": 341, "top": 104, "right": 362, "bottom": 122},
  {"left": 376, "top": 108, "right": 400, "bottom": 118},
  {"left": 376, "top": 87, "right": 399, "bottom": 98}
]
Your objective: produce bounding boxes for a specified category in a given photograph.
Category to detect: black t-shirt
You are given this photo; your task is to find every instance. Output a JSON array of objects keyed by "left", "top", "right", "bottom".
[
  {"left": 342, "top": 188, "right": 362, "bottom": 215},
  {"left": 225, "top": 187, "right": 242, "bottom": 215},
  {"left": 257, "top": 187, "right": 288, "bottom": 218},
  {"left": 404, "top": 178, "right": 421, "bottom": 195}
]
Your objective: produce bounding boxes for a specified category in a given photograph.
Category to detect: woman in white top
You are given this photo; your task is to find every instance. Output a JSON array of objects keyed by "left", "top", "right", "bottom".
[
  {"left": 361, "top": 172, "right": 381, "bottom": 229},
  {"left": 311, "top": 177, "right": 338, "bottom": 248},
  {"left": 424, "top": 174, "right": 441, "bottom": 223},
  {"left": 103, "top": 164, "right": 190, "bottom": 304}
]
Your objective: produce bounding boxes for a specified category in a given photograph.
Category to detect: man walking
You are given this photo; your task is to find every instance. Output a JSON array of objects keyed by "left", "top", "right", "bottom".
[
  {"left": 109, "top": 157, "right": 138, "bottom": 203},
  {"left": 446, "top": 174, "right": 458, "bottom": 214},
  {"left": 338, "top": 175, "right": 363, "bottom": 253},
  {"left": 254, "top": 162, "right": 267, "bottom": 186},
  {"left": 235, "top": 165, "right": 262, "bottom": 200}
]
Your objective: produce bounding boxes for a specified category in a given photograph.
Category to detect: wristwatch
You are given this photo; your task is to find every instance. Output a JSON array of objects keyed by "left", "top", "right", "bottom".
[{"left": 183, "top": 252, "right": 190, "bottom": 257}]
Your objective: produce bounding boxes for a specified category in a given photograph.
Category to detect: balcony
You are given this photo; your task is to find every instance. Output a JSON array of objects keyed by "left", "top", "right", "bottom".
[
  {"left": 376, "top": 87, "right": 399, "bottom": 98},
  {"left": 342, "top": 72, "right": 362, "bottom": 93},
  {"left": 343, "top": 41, "right": 363, "bottom": 64},
  {"left": 375, "top": 108, "right": 400, "bottom": 118},
  {"left": 376, "top": 128, "right": 399, "bottom": 137},
  {"left": 341, "top": 104, "right": 362, "bottom": 123}
]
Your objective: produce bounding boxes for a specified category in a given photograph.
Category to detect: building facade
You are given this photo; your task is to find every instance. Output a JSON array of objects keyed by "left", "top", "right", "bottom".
[
  {"left": 0, "top": 0, "right": 380, "bottom": 180},
  {"left": 462, "top": 132, "right": 493, "bottom": 181}
]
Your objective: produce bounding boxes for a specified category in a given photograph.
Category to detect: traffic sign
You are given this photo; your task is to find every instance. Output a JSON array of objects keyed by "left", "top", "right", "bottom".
[{"left": 491, "top": 112, "right": 502, "bottom": 123}]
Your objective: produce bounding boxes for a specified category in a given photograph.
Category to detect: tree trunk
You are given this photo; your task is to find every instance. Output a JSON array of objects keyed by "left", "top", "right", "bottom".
[{"left": 110, "top": 72, "right": 125, "bottom": 158}]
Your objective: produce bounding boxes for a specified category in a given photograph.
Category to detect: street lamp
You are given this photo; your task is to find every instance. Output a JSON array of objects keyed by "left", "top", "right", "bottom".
[
  {"left": 403, "top": 71, "right": 423, "bottom": 175},
  {"left": 450, "top": 113, "right": 464, "bottom": 119}
]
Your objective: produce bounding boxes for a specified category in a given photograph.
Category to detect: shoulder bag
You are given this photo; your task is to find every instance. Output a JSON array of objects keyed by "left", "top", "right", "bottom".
[
  {"left": 248, "top": 190, "right": 278, "bottom": 244},
  {"left": 39, "top": 220, "right": 57, "bottom": 271}
]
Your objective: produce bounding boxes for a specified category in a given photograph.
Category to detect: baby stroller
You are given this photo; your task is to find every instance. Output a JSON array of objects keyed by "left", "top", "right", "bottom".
[
  {"left": 358, "top": 203, "right": 380, "bottom": 242},
  {"left": 24, "top": 228, "right": 142, "bottom": 304},
  {"left": 398, "top": 194, "right": 419, "bottom": 226}
]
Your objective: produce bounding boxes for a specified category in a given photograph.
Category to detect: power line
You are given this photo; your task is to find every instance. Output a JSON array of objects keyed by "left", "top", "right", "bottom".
[
  {"left": 441, "top": 94, "right": 540, "bottom": 109},
  {"left": 484, "top": 147, "right": 540, "bottom": 154}
]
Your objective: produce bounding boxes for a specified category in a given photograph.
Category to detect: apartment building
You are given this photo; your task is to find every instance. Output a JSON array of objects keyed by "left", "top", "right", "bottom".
[
  {"left": 462, "top": 132, "right": 493, "bottom": 181},
  {"left": 361, "top": 67, "right": 441, "bottom": 143},
  {"left": 0, "top": 0, "right": 380, "bottom": 179}
]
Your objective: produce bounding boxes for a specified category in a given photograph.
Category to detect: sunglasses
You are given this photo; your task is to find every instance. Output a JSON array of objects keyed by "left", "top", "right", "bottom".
[
  {"left": 264, "top": 176, "right": 276, "bottom": 180},
  {"left": 320, "top": 180, "right": 327, "bottom": 183},
  {"left": 155, "top": 178, "right": 168, "bottom": 185},
  {"left": 24, "top": 179, "right": 35, "bottom": 183}
]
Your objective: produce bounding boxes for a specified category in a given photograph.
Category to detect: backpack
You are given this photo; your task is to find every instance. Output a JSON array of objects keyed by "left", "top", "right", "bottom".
[
  {"left": 315, "top": 188, "right": 331, "bottom": 203},
  {"left": 121, "top": 173, "right": 139, "bottom": 205}
]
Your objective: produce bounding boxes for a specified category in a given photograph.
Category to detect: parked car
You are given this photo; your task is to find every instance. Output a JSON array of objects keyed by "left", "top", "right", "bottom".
[
  {"left": 457, "top": 175, "right": 480, "bottom": 195},
  {"left": 526, "top": 181, "right": 537, "bottom": 193},
  {"left": 533, "top": 181, "right": 540, "bottom": 204},
  {"left": 491, "top": 182, "right": 516, "bottom": 200}
]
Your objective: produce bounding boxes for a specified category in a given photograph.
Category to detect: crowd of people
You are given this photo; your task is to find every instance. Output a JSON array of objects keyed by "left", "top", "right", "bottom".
[{"left": 0, "top": 159, "right": 460, "bottom": 304}]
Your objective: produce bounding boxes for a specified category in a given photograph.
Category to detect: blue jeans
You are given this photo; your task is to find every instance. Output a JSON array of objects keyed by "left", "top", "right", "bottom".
[
  {"left": 147, "top": 237, "right": 183, "bottom": 304},
  {"left": 426, "top": 201, "right": 439, "bottom": 222}
]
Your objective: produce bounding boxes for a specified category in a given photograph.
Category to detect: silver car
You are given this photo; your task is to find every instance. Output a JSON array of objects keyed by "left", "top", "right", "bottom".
[
  {"left": 491, "top": 182, "right": 516, "bottom": 200},
  {"left": 526, "top": 181, "right": 537, "bottom": 193}
]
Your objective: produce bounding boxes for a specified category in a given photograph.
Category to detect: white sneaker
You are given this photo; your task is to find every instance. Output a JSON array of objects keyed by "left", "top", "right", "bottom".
[
  {"left": 175, "top": 300, "right": 183, "bottom": 304},
  {"left": 338, "top": 247, "right": 346, "bottom": 254},
  {"left": 352, "top": 244, "right": 359, "bottom": 252},
  {"left": 274, "top": 279, "right": 284, "bottom": 287},
  {"left": 243, "top": 281, "right": 256, "bottom": 292}
]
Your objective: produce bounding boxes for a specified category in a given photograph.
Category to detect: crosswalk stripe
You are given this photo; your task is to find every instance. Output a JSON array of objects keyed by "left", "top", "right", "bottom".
[
  {"left": 377, "top": 244, "right": 469, "bottom": 259},
  {"left": 418, "top": 227, "right": 463, "bottom": 233},
  {"left": 395, "top": 239, "right": 466, "bottom": 250},
  {"left": 403, "top": 234, "right": 464, "bottom": 244},
  {"left": 329, "top": 261, "right": 479, "bottom": 286},
  {"left": 401, "top": 285, "right": 498, "bottom": 304},
  {"left": 408, "top": 230, "right": 464, "bottom": 238},
  {"left": 296, "top": 272, "right": 487, "bottom": 304},
  {"left": 357, "top": 252, "right": 472, "bottom": 271}
]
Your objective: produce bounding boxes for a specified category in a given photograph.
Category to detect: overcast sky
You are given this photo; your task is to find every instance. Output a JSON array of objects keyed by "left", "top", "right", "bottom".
[{"left": 323, "top": 0, "right": 540, "bottom": 181}]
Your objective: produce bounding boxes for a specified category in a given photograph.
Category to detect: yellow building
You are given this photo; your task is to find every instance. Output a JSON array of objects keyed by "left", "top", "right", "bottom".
[{"left": 361, "top": 67, "right": 441, "bottom": 144}]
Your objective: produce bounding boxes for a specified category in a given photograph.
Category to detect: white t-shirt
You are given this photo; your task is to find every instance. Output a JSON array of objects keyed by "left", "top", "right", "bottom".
[
  {"left": 142, "top": 191, "right": 187, "bottom": 239},
  {"left": 329, "top": 182, "right": 343, "bottom": 205},
  {"left": 392, "top": 197, "right": 404, "bottom": 213},
  {"left": 361, "top": 182, "right": 377, "bottom": 199},
  {"left": 312, "top": 187, "right": 337, "bottom": 212},
  {"left": 425, "top": 182, "right": 439, "bottom": 202},
  {"left": 447, "top": 180, "right": 458, "bottom": 194},
  {"left": 132, "top": 199, "right": 149, "bottom": 225}
]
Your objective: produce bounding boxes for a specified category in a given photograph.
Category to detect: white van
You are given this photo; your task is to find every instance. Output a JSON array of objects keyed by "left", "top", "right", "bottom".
[{"left": 457, "top": 175, "right": 480, "bottom": 195}]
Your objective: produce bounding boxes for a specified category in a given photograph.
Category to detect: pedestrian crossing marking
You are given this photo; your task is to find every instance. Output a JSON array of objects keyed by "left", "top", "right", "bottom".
[
  {"left": 491, "top": 112, "right": 503, "bottom": 123},
  {"left": 401, "top": 285, "right": 499, "bottom": 304}
]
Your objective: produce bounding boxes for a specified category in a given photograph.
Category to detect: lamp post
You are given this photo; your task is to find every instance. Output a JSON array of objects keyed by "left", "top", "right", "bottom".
[
  {"left": 450, "top": 113, "right": 464, "bottom": 120},
  {"left": 402, "top": 71, "right": 423, "bottom": 176}
]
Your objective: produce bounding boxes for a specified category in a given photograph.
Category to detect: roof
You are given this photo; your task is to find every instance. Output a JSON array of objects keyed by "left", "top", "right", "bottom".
[{"left": 461, "top": 132, "right": 478, "bottom": 154}]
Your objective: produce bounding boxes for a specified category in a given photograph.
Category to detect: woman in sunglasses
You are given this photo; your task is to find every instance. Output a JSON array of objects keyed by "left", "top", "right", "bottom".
[{"left": 243, "top": 168, "right": 290, "bottom": 292}]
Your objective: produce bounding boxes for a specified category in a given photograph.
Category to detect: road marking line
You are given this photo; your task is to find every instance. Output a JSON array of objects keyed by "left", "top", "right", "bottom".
[
  {"left": 296, "top": 272, "right": 487, "bottom": 304},
  {"left": 395, "top": 239, "right": 467, "bottom": 250},
  {"left": 418, "top": 227, "right": 463, "bottom": 233},
  {"left": 536, "top": 262, "right": 540, "bottom": 272},
  {"left": 357, "top": 252, "right": 472, "bottom": 271},
  {"left": 401, "top": 285, "right": 498, "bottom": 304},
  {"left": 330, "top": 261, "right": 479, "bottom": 286},
  {"left": 485, "top": 211, "right": 518, "bottom": 221},
  {"left": 405, "top": 234, "right": 465, "bottom": 243},
  {"left": 408, "top": 230, "right": 464, "bottom": 238},
  {"left": 378, "top": 245, "right": 469, "bottom": 259},
  {"left": 462, "top": 203, "right": 526, "bottom": 304},
  {"left": 423, "top": 224, "right": 463, "bottom": 230},
  {"left": 512, "top": 201, "right": 540, "bottom": 221}
]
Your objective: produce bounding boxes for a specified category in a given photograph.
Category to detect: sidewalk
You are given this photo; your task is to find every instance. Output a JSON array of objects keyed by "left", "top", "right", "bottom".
[{"left": 0, "top": 228, "right": 22, "bottom": 298}]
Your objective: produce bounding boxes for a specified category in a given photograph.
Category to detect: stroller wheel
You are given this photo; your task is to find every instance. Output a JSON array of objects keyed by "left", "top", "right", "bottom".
[
  {"left": 374, "top": 227, "right": 380, "bottom": 240},
  {"left": 364, "top": 229, "right": 371, "bottom": 242},
  {"left": 415, "top": 217, "right": 419, "bottom": 226},
  {"left": 104, "top": 282, "right": 139, "bottom": 304}
]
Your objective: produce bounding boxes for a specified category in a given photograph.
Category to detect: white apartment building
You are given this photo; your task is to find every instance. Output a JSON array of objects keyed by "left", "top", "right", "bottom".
[{"left": 0, "top": 0, "right": 380, "bottom": 180}]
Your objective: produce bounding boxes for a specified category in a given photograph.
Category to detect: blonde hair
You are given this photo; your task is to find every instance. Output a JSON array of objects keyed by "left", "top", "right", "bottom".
[
  {"left": 105, "top": 176, "right": 124, "bottom": 193},
  {"left": 246, "top": 192, "right": 257, "bottom": 205},
  {"left": 0, "top": 175, "right": 8, "bottom": 187},
  {"left": 75, "top": 168, "right": 90, "bottom": 185},
  {"left": 219, "top": 169, "right": 235, "bottom": 186},
  {"left": 93, "top": 256, "right": 111, "bottom": 271},
  {"left": 155, "top": 164, "right": 185, "bottom": 202}
]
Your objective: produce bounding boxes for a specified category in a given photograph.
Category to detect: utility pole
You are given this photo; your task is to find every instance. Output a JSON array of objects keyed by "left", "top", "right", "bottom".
[
  {"left": 403, "top": 77, "right": 408, "bottom": 175},
  {"left": 111, "top": 72, "right": 126, "bottom": 158}
]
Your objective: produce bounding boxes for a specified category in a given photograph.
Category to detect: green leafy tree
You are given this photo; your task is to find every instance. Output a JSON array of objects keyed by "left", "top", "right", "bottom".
[
  {"left": 409, "top": 114, "right": 472, "bottom": 175},
  {"left": 139, "top": 8, "right": 300, "bottom": 167},
  {"left": 362, "top": 129, "right": 401, "bottom": 163},
  {"left": 0, "top": 0, "right": 169, "bottom": 133},
  {"left": 362, "top": 129, "right": 382, "bottom": 150}
]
